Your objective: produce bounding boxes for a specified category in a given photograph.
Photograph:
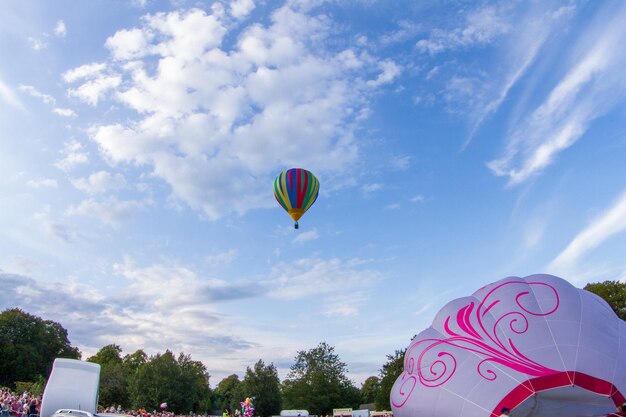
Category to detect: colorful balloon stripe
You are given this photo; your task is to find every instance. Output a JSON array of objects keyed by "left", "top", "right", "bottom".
[{"left": 273, "top": 168, "right": 319, "bottom": 227}]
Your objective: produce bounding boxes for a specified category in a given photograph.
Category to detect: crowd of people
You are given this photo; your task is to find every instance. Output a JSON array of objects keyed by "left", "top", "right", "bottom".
[
  {"left": 1, "top": 390, "right": 200, "bottom": 417},
  {"left": 0, "top": 389, "right": 40, "bottom": 417},
  {"left": 100, "top": 407, "right": 186, "bottom": 417}
]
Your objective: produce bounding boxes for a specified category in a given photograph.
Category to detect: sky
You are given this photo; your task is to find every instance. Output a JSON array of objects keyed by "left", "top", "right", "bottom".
[{"left": 2, "top": 0, "right": 626, "bottom": 387}]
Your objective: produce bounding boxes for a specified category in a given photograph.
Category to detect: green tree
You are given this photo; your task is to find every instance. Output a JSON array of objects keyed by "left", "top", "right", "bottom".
[
  {"left": 214, "top": 374, "right": 242, "bottom": 413},
  {"left": 360, "top": 376, "right": 380, "bottom": 405},
  {"left": 375, "top": 349, "right": 405, "bottom": 411},
  {"left": 129, "top": 351, "right": 210, "bottom": 414},
  {"left": 88, "top": 344, "right": 130, "bottom": 407},
  {"left": 240, "top": 360, "right": 282, "bottom": 417},
  {"left": 584, "top": 281, "right": 626, "bottom": 320},
  {"left": 177, "top": 352, "right": 212, "bottom": 413},
  {"left": 0, "top": 308, "right": 80, "bottom": 388},
  {"left": 88, "top": 344, "right": 123, "bottom": 366},
  {"left": 123, "top": 349, "right": 148, "bottom": 374},
  {"left": 282, "top": 342, "right": 359, "bottom": 415}
]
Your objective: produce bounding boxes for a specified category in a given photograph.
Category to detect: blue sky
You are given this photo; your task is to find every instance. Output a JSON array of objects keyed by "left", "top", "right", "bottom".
[{"left": 2, "top": 0, "right": 626, "bottom": 386}]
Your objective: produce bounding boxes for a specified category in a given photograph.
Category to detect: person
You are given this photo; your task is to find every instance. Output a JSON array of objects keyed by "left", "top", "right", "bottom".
[
  {"left": 499, "top": 407, "right": 510, "bottom": 416},
  {"left": 27, "top": 401, "right": 37, "bottom": 417}
]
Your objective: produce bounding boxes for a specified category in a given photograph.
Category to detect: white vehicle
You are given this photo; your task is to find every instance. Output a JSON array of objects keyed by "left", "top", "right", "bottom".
[
  {"left": 280, "top": 410, "right": 309, "bottom": 417},
  {"left": 50, "top": 409, "right": 97, "bottom": 417},
  {"left": 40, "top": 359, "right": 101, "bottom": 417}
]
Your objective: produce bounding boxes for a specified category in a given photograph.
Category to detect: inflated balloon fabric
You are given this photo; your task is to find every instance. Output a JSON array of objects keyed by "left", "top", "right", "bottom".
[{"left": 391, "top": 274, "right": 626, "bottom": 417}]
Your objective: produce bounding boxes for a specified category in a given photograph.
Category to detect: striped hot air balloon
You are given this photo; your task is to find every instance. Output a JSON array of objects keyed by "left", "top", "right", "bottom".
[{"left": 274, "top": 168, "right": 319, "bottom": 229}]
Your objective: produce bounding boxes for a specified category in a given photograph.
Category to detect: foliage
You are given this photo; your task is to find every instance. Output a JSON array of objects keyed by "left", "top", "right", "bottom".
[
  {"left": 282, "top": 342, "right": 359, "bottom": 416},
  {"left": 88, "top": 344, "right": 123, "bottom": 366},
  {"left": 129, "top": 351, "right": 210, "bottom": 414},
  {"left": 214, "top": 374, "right": 242, "bottom": 413},
  {"left": 375, "top": 349, "right": 405, "bottom": 411},
  {"left": 360, "top": 376, "right": 380, "bottom": 405},
  {"left": 88, "top": 344, "right": 130, "bottom": 407},
  {"left": 123, "top": 349, "right": 148, "bottom": 374},
  {"left": 14, "top": 381, "right": 33, "bottom": 395},
  {"left": 584, "top": 280, "right": 626, "bottom": 320},
  {"left": 0, "top": 308, "right": 80, "bottom": 388},
  {"left": 240, "top": 360, "right": 282, "bottom": 417},
  {"left": 30, "top": 375, "right": 47, "bottom": 397}
]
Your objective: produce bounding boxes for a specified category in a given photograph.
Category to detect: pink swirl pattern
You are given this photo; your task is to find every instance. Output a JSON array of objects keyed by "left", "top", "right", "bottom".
[{"left": 392, "top": 280, "right": 560, "bottom": 408}]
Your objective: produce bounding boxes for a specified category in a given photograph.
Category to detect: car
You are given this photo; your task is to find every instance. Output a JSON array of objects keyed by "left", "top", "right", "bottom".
[
  {"left": 51, "top": 410, "right": 96, "bottom": 417},
  {"left": 51, "top": 410, "right": 133, "bottom": 417}
]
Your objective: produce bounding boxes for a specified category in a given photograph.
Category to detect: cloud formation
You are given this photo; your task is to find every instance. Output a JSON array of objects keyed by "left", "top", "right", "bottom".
[
  {"left": 64, "top": 4, "right": 397, "bottom": 220},
  {"left": 66, "top": 197, "right": 149, "bottom": 227},
  {"left": 549, "top": 188, "right": 626, "bottom": 272},
  {"left": 488, "top": 3, "right": 626, "bottom": 184},
  {"left": 71, "top": 171, "right": 126, "bottom": 195},
  {"left": 55, "top": 139, "right": 89, "bottom": 171}
]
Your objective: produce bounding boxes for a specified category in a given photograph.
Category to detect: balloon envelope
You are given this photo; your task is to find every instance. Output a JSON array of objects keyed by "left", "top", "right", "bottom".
[
  {"left": 274, "top": 168, "right": 319, "bottom": 226},
  {"left": 391, "top": 274, "right": 626, "bottom": 417}
]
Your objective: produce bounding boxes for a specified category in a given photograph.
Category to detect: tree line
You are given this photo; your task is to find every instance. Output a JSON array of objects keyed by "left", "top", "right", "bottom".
[
  {"left": 0, "top": 309, "right": 403, "bottom": 416},
  {"left": 2, "top": 280, "right": 623, "bottom": 416}
]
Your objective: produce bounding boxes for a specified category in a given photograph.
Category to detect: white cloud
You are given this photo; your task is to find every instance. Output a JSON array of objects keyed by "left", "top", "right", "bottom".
[
  {"left": 390, "top": 154, "right": 410, "bottom": 171},
  {"left": 54, "top": 139, "right": 89, "bottom": 172},
  {"left": 421, "top": 3, "right": 576, "bottom": 149},
  {"left": 67, "top": 197, "right": 148, "bottom": 227},
  {"left": 54, "top": 20, "right": 67, "bottom": 37},
  {"left": 19, "top": 85, "right": 55, "bottom": 104},
  {"left": 0, "top": 267, "right": 256, "bottom": 373},
  {"left": 0, "top": 77, "right": 24, "bottom": 109},
  {"left": 70, "top": 171, "right": 126, "bottom": 194},
  {"left": 549, "top": 188, "right": 626, "bottom": 272},
  {"left": 63, "top": 63, "right": 107, "bottom": 83},
  {"left": 230, "top": 0, "right": 255, "bottom": 19},
  {"left": 292, "top": 229, "right": 319, "bottom": 243},
  {"left": 384, "top": 203, "right": 400, "bottom": 210},
  {"left": 28, "top": 36, "right": 47, "bottom": 50},
  {"left": 26, "top": 178, "right": 58, "bottom": 189},
  {"left": 34, "top": 207, "right": 77, "bottom": 243},
  {"left": 361, "top": 183, "right": 383, "bottom": 194},
  {"left": 410, "top": 195, "right": 424, "bottom": 203},
  {"left": 68, "top": 5, "right": 394, "bottom": 220},
  {"left": 416, "top": 6, "right": 510, "bottom": 54},
  {"left": 105, "top": 28, "right": 153, "bottom": 61},
  {"left": 206, "top": 249, "right": 238, "bottom": 266},
  {"left": 488, "top": 3, "right": 626, "bottom": 184},
  {"left": 67, "top": 75, "right": 121, "bottom": 106},
  {"left": 366, "top": 60, "right": 401, "bottom": 87},
  {"left": 269, "top": 257, "right": 379, "bottom": 308},
  {"left": 53, "top": 107, "right": 77, "bottom": 117}
]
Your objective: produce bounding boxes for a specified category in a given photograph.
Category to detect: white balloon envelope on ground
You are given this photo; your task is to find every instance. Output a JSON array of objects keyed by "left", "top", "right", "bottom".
[{"left": 390, "top": 274, "right": 626, "bottom": 417}]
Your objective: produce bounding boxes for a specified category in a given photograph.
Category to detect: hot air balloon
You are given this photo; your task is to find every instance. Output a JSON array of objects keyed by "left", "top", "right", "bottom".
[
  {"left": 391, "top": 274, "right": 626, "bottom": 417},
  {"left": 274, "top": 168, "right": 319, "bottom": 229}
]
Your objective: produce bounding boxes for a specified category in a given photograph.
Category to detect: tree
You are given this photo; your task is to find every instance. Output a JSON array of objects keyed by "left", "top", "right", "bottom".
[
  {"left": 0, "top": 308, "right": 80, "bottom": 388},
  {"left": 240, "top": 360, "right": 282, "bottom": 417},
  {"left": 584, "top": 281, "right": 626, "bottom": 320},
  {"left": 282, "top": 342, "right": 359, "bottom": 415},
  {"left": 88, "top": 344, "right": 130, "bottom": 407},
  {"left": 123, "top": 349, "right": 148, "bottom": 374},
  {"left": 88, "top": 344, "right": 123, "bottom": 366},
  {"left": 129, "top": 350, "right": 210, "bottom": 413},
  {"left": 360, "top": 376, "right": 380, "bottom": 405},
  {"left": 375, "top": 349, "right": 405, "bottom": 411},
  {"left": 177, "top": 352, "right": 212, "bottom": 413},
  {"left": 215, "top": 374, "right": 242, "bottom": 413}
]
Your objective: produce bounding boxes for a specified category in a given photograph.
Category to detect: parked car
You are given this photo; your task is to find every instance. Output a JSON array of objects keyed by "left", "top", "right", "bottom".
[{"left": 51, "top": 410, "right": 96, "bottom": 417}]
